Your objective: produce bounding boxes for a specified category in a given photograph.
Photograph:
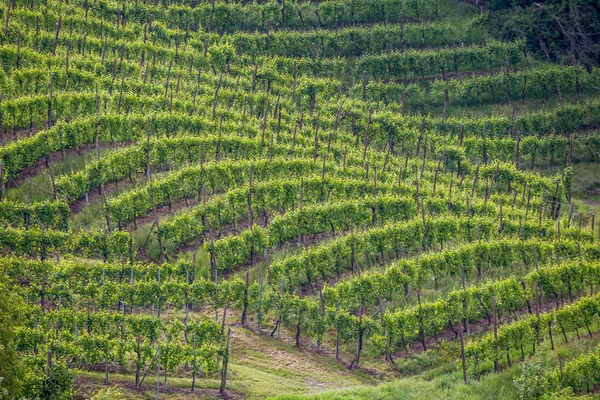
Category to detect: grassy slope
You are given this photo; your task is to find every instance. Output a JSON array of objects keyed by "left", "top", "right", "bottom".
[
  {"left": 7, "top": 0, "right": 599, "bottom": 398},
  {"left": 262, "top": 162, "right": 600, "bottom": 400},
  {"left": 536, "top": 161, "right": 600, "bottom": 226},
  {"left": 73, "top": 311, "right": 373, "bottom": 399},
  {"left": 271, "top": 321, "right": 600, "bottom": 400},
  {"left": 228, "top": 327, "right": 371, "bottom": 398}
]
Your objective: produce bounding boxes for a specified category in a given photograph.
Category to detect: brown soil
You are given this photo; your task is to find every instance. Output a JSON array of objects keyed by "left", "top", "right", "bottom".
[
  {"left": 168, "top": 215, "right": 352, "bottom": 279},
  {"left": 0, "top": 127, "right": 40, "bottom": 145},
  {"left": 69, "top": 179, "right": 136, "bottom": 215},
  {"left": 392, "top": 291, "right": 587, "bottom": 359},
  {"left": 7, "top": 142, "right": 130, "bottom": 188},
  {"left": 134, "top": 196, "right": 201, "bottom": 227}
]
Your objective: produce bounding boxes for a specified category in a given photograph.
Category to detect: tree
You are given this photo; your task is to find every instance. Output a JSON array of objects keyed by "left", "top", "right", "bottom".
[{"left": 490, "top": 0, "right": 600, "bottom": 66}]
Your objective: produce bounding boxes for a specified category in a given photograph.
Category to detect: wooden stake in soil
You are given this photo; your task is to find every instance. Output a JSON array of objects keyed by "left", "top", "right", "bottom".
[
  {"left": 146, "top": 117, "right": 152, "bottom": 178},
  {"left": 461, "top": 263, "right": 469, "bottom": 334},
  {"left": 515, "top": 133, "right": 521, "bottom": 168},
  {"left": 0, "top": 162, "right": 4, "bottom": 201},
  {"left": 191, "top": 332, "right": 197, "bottom": 392},
  {"left": 492, "top": 296, "right": 499, "bottom": 372},
  {"left": 48, "top": 74, "right": 54, "bottom": 128},
  {"left": 458, "top": 320, "right": 467, "bottom": 384},
  {"left": 499, "top": 198, "right": 503, "bottom": 233},
  {"left": 401, "top": 91, "right": 406, "bottom": 116},
  {"left": 212, "top": 74, "right": 223, "bottom": 121},
  {"left": 313, "top": 118, "right": 320, "bottom": 162},
  {"left": 220, "top": 328, "right": 231, "bottom": 394},
  {"left": 4, "top": 0, "right": 11, "bottom": 34},
  {"left": 241, "top": 270, "right": 249, "bottom": 327},
  {"left": 152, "top": 204, "right": 164, "bottom": 263},
  {"left": 277, "top": 278, "right": 284, "bottom": 338},
  {"left": 117, "top": 71, "right": 125, "bottom": 112},
  {"left": 48, "top": 158, "right": 57, "bottom": 200},
  {"left": 248, "top": 165, "right": 253, "bottom": 227},
  {"left": 52, "top": 15, "right": 62, "bottom": 56},
  {"left": 46, "top": 348, "right": 52, "bottom": 378},
  {"left": 363, "top": 108, "right": 372, "bottom": 161},
  {"left": 291, "top": 62, "right": 297, "bottom": 101},
  {"left": 65, "top": 40, "right": 70, "bottom": 73},
  {"left": 257, "top": 271, "right": 264, "bottom": 331},
  {"left": 156, "top": 344, "right": 160, "bottom": 399},
  {"left": 470, "top": 166, "right": 479, "bottom": 199}
]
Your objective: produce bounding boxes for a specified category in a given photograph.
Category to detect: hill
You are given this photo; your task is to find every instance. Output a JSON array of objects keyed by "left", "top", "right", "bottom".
[{"left": 1, "top": 0, "right": 600, "bottom": 398}]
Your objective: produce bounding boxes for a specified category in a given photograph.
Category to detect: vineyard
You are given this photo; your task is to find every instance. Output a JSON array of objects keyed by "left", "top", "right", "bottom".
[{"left": 0, "top": 0, "right": 600, "bottom": 398}]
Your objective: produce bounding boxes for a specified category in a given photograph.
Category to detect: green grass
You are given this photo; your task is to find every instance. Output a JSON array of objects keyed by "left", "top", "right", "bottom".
[
  {"left": 73, "top": 323, "right": 372, "bottom": 400},
  {"left": 444, "top": 79, "right": 598, "bottom": 119},
  {"left": 72, "top": 268, "right": 600, "bottom": 400},
  {"left": 270, "top": 369, "right": 520, "bottom": 400},
  {"left": 6, "top": 146, "right": 132, "bottom": 205},
  {"left": 222, "top": 326, "right": 372, "bottom": 399},
  {"left": 535, "top": 161, "right": 600, "bottom": 228},
  {"left": 4, "top": 0, "right": 600, "bottom": 397},
  {"left": 437, "top": 0, "right": 478, "bottom": 23},
  {"left": 271, "top": 324, "right": 600, "bottom": 400},
  {"left": 5, "top": 152, "right": 89, "bottom": 203},
  {"left": 74, "top": 370, "right": 223, "bottom": 400}
]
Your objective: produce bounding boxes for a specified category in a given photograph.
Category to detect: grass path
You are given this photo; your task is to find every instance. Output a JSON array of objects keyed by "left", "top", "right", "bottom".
[{"left": 73, "top": 321, "right": 373, "bottom": 399}]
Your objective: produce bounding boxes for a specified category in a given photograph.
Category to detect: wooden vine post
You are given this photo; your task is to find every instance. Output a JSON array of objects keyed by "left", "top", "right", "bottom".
[
  {"left": 492, "top": 296, "right": 499, "bottom": 372},
  {"left": 363, "top": 108, "right": 372, "bottom": 161},
  {"left": 241, "top": 270, "right": 249, "bottom": 328},
  {"left": 0, "top": 162, "right": 4, "bottom": 201},
  {"left": 458, "top": 320, "right": 467, "bottom": 384},
  {"left": 220, "top": 328, "right": 231, "bottom": 394}
]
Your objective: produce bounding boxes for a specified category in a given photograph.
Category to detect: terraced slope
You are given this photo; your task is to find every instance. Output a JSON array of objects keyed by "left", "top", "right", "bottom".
[{"left": 1, "top": 0, "right": 600, "bottom": 398}]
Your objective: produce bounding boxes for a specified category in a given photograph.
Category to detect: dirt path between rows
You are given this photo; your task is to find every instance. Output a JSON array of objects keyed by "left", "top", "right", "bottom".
[
  {"left": 392, "top": 290, "right": 589, "bottom": 359},
  {"left": 6, "top": 142, "right": 131, "bottom": 189}
]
